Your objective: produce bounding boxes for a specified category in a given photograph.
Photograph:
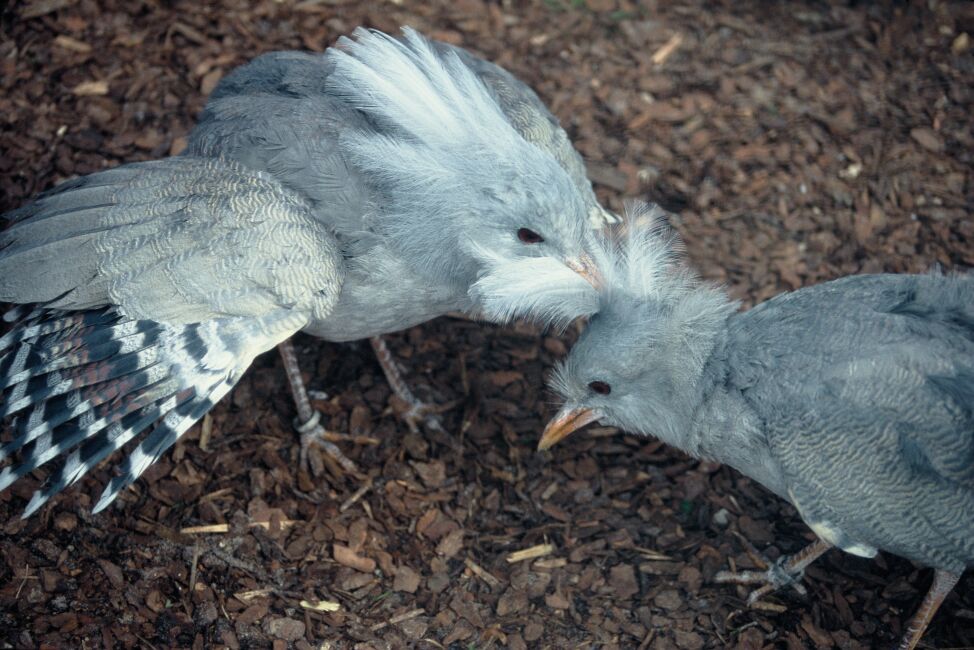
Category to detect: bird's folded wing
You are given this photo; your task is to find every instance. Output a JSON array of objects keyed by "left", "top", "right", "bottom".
[
  {"left": 0, "top": 157, "right": 344, "bottom": 514},
  {"left": 0, "top": 155, "right": 344, "bottom": 323},
  {"left": 188, "top": 90, "right": 372, "bottom": 235}
]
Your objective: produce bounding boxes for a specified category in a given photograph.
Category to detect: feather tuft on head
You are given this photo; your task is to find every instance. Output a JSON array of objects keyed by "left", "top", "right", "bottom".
[
  {"left": 326, "top": 27, "right": 520, "bottom": 155},
  {"left": 594, "top": 201, "right": 695, "bottom": 308},
  {"left": 588, "top": 201, "right": 738, "bottom": 365}
]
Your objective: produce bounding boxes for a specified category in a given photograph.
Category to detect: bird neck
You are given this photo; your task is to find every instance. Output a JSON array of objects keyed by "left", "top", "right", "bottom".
[{"left": 686, "top": 321, "right": 787, "bottom": 498}]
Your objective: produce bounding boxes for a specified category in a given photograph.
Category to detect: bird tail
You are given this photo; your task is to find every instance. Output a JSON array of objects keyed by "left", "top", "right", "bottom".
[{"left": 0, "top": 305, "right": 267, "bottom": 516}]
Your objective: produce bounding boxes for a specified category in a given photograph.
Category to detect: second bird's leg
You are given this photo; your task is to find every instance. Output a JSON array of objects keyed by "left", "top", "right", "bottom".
[
  {"left": 715, "top": 538, "right": 833, "bottom": 604},
  {"left": 278, "top": 339, "right": 360, "bottom": 476},
  {"left": 896, "top": 569, "right": 960, "bottom": 650},
  {"left": 370, "top": 336, "right": 452, "bottom": 434}
]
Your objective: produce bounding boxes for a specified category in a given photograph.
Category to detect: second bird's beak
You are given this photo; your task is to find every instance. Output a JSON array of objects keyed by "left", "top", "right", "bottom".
[
  {"left": 538, "top": 406, "right": 601, "bottom": 450},
  {"left": 565, "top": 254, "right": 602, "bottom": 289}
]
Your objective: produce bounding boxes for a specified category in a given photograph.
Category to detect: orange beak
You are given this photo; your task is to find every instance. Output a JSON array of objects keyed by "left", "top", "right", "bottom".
[
  {"left": 565, "top": 253, "right": 602, "bottom": 290},
  {"left": 538, "top": 406, "right": 601, "bottom": 451}
]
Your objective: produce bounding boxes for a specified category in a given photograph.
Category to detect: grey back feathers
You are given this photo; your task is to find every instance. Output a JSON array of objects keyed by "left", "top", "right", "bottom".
[
  {"left": 723, "top": 272, "right": 974, "bottom": 569},
  {"left": 552, "top": 205, "right": 974, "bottom": 571}
]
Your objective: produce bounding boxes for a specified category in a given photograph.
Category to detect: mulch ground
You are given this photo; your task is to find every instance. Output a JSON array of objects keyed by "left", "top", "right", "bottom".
[{"left": 1, "top": 0, "right": 973, "bottom": 648}]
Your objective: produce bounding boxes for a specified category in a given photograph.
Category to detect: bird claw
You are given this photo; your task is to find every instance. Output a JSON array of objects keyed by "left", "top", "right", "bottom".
[
  {"left": 395, "top": 396, "right": 457, "bottom": 435},
  {"left": 715, "top": 555, "right": 808, "bottom": 606},
  {"left": 294, "top": 411, "right": 361, "bottom": 477},
  {"left": 370, "top": 336, "right": 457, "bottom": 435}
]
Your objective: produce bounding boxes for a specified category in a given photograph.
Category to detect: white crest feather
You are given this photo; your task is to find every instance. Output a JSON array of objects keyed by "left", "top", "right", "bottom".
[
  {"left": 595, "top": 201, "right": 692, "bottom": 307},
  {"left": 326, "top": 27, "right": 520, "bottom": 151}
]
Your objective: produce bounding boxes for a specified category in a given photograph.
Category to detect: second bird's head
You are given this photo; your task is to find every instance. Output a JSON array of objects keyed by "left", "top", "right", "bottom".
[
  {"left": 539, "top": 203, "right": 738, "bottom": 453},
  {"left": 326, "top": 26, "right": 606, "bottom": 329}
]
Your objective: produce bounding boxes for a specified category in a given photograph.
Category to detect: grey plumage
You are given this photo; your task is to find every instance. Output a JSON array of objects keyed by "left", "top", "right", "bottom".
[
  {"left": 1, "top": 27, "right": 608, "bottom": 514},
  {"left": 0, "top": 158, "right": 340, "bottom": 513},
  {"left": 544, "top": 205, "right": 974, "bottom": 647},
  {"left": 1, "top": 157, "right": 342, "bottom": 322}
]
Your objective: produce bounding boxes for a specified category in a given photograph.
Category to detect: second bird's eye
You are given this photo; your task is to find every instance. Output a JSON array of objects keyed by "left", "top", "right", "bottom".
[
  {"left": 517, "top": 228, "right": 544, "bottom": 244},
  {"left": 588, "top": 380, "right": 611, "bottom": 395}
]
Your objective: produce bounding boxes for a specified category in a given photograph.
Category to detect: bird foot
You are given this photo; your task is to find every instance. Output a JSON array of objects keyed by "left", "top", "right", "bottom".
[
  {"left": 715, "top": 538, "right": 832, "bottom": 607},
  {"left": 390, "top": 394, "right": 459, "bottom": 435},
  {"left": 294, "top": 411, "right": 362, "bottom": 478},
  {"left": 715, "top": 556, "right": 808, "bottom": 605},
  {"left": 370, "top": 336, "right": 457, "bottom": 435}
]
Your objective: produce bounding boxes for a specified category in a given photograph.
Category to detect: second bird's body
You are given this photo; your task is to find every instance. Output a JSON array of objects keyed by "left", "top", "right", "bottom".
[{"left": 544, "top": 216, "right": 973, "bottom": 648}]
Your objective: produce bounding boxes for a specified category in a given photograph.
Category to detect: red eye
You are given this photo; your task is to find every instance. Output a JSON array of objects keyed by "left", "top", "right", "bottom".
[
  {"left": 588, "top": 381, "right": 611, "bottom": 395},
  {"left": 517, "top": 228, "right": 544, "bottom": 244}
]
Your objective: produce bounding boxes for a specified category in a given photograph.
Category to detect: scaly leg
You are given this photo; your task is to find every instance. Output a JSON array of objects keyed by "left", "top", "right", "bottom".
[
  {"left": 715, "top": 538, "right": 833, "bottom": 604},
  {"left": 370, "top": 336, "right": 453, "bottom": 434},
  {"left": 278, "top": 339, "right": 360, "bottom": 476},
  {"left": 896, "top": 569, "right": 960, "bottom": 650}
]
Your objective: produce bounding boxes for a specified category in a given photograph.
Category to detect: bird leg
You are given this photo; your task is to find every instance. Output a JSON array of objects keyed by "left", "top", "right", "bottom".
[
  {"left": 369, "top": 336, "right": 453, "bottom": 434},
  {"left": 278, "top": 339, "right": 360, "bottom": 476},
  {"left": 715, "top": 538, "right": 833, "bottom": 605},
  {"left": 896, "top": 569, "right": 960, "bottom": 650}
]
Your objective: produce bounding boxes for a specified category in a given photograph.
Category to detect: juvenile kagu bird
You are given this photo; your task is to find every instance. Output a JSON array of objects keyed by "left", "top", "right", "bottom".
[
  {"left": 541, "top": 205, "right": 974, "bottom": 650},
  {"left": 0, "top": 27, "right": 607, "bottom": 516}
]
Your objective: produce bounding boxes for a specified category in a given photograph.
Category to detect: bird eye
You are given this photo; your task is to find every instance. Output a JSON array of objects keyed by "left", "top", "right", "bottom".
[
  {"left": 588, "top": 380, "right": 611, "bottom": 395},
  {"left": 517, "top": 228, "right": 544, "bottom": 244}
]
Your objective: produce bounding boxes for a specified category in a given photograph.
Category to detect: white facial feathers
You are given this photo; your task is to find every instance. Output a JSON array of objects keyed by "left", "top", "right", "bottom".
[{"left": 467, "top": 242, "right": 600, "bottom": 330}]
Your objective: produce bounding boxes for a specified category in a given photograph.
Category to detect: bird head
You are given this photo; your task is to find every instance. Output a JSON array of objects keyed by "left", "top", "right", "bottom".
[
  {"left": 539, "top": 203, "right": 737, "bottom": 451},
  {"left": 325, "top": 27, "right": 606, "bottom": 329}
]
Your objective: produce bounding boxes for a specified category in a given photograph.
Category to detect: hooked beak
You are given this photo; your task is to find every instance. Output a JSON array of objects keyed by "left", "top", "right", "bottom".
[
  {"left": 565, "top": 253, "right": 603, "bottom": 290},
  {"left": 538, "top": 405, "right": 601, "bottom": 451}
]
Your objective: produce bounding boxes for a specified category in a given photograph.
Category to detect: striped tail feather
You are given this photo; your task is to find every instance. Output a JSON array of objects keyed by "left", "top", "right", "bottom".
[{"left": 0, "top": 305, "right": 292, "bottom": 516}]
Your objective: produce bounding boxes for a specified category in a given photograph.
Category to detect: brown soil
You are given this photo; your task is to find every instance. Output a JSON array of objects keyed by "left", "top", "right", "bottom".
[{"left": 1, "top": 1, "right": 972, "bottom": 648}]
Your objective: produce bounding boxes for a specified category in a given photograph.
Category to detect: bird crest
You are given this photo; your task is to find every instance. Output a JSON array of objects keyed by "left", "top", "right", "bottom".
[
  {"left": 594, "top": 201, "right": 695, "bottom": 307},
  {"left": 326, "top": 27, "right": 522, "bottom": 164}
]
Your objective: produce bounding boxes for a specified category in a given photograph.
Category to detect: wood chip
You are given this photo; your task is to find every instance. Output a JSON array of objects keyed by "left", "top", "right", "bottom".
[
  {"left": 299, "top": 599, "right": 340, "bottom": 612},
  {"left": 634, "top": 546, "right": 673, "bottom": 561},
  {"left": 234, "top": 588, "right": 273, "bottom": 602},
  {"left": 436, "top": 529, "right": 465, "bottom": 558},
  {"left": 333, "top": 544, "right": 376, "bottom": 573},
  {"left": 370, "top": 608, "right": 424, "bottom": 632},
  {"left": 179, "top": 520, "right": 301, "bottom": 534},
  {"left": 651, "top": 33, "right": 684, "bottom": 66},
  {"left": 463, "top": 557, "right": 502, "bottom": 589},
  {"left": 532, "top": 558, "right": 567, "bottom": 570},
  {"left": 170, "top": 22, "right": 208, "bottom": 45},
  {"left": 506, "top": 544, "right": 555, "bottom": 563},
  {"left": 393, "top": 565, "right": 422, "bottom": 593},
  {"left": 71, "top": 80, "right": 108, "bottom": 96},
  {"left": 198, "top": 412, "right": 212, "bottom": 452},
  {"left": 53, "top": 35, "right": 91, "bottom": 53},
  {"left": 20, "top": 0, "right": 75, "bottom": 19},
  {"left": 339, "top": 480, "right": 373, "bottom": 513}
]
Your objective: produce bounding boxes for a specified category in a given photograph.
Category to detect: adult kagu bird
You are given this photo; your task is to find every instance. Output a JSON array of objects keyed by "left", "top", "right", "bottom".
[
  {"left": 186, "top": 27, "right": 613, "bottom": 440},
  {"left": 541, "top": 205, "right": 974, "bottom": 650},
  {"left": 0, "top": 27, "right": 607, "bottom": 516}
]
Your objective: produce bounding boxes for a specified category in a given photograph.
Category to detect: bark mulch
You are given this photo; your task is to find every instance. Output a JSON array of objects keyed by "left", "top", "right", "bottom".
[{"left": 1, "top": 0, "right": 972, "bottom": 648}]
